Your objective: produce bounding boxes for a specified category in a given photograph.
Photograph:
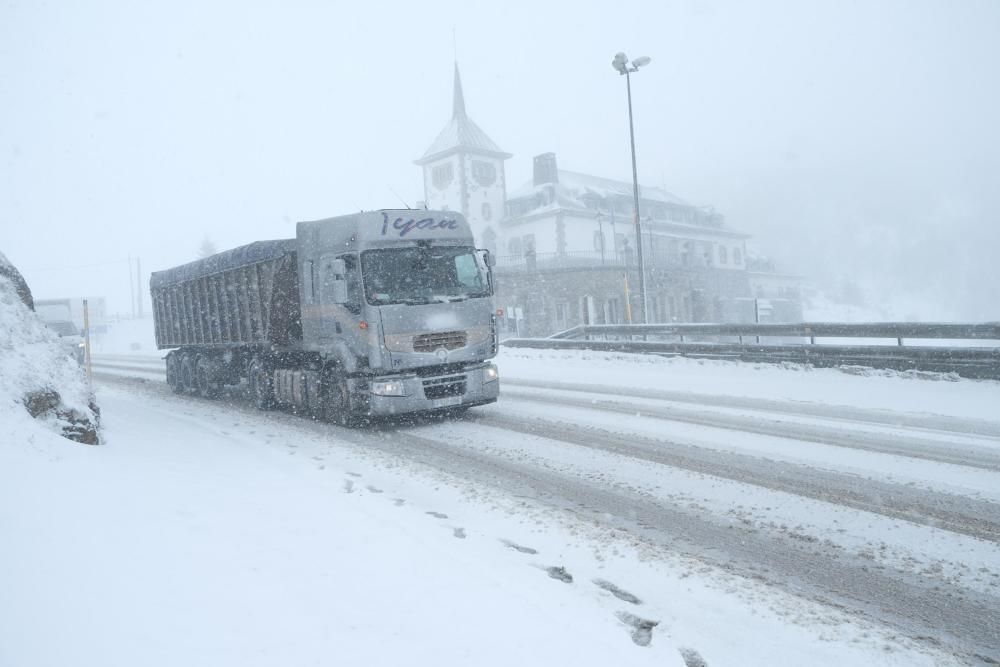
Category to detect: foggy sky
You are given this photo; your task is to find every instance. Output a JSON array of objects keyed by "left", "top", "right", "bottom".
[{"left": 2, "top": 0, "right": 998, "bottom": 320}]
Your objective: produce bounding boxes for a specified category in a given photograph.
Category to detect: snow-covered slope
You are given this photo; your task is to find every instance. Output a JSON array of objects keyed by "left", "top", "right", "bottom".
[{"left": 0, "top": 257, "right": 98, "bottom": 444}]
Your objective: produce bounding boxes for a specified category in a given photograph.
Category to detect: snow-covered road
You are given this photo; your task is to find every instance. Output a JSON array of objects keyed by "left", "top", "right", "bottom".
[{"left": 8, "top": 349, "right": 998, "bottom": 665}]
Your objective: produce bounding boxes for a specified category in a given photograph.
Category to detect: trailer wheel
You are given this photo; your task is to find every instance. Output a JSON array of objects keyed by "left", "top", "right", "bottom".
[
  {"left": 166, "top": 353, "right": 184, "bottom": 394},
  {"left": 195, "top": 356, "right": 222, "bottom": 399},
  {"left": 180, "top": 354, "right": 198, "bottom": 394},
  {"left": 248, "top": 358, "right": 275, "bottom": 410}
]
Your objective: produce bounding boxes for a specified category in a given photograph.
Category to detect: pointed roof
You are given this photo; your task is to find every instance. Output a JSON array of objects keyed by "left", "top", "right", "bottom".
[{"left": 415, "top": 64, "right": 511, "bottom": 165}]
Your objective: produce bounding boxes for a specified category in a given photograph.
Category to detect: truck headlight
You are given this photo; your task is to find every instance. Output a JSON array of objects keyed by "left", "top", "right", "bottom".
[
  {"left": 484, "top": 364, "right": 499, "bottom": 383},
  {"left": 371, "top": 379, "right": 407, "bottom": 397}
]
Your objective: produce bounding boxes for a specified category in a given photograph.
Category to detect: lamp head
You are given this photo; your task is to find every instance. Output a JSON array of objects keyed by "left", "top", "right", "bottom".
[
  {"left": 612, "top": 52, "right": 629, "bottom": 74},
  {"left": 632, "top": 56, "right": 651, "bottom": 68}
]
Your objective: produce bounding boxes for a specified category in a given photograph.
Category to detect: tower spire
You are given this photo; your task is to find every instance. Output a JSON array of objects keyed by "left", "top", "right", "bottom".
[{"left": 452, "top": 62, "right": 466, "bottom": 119}]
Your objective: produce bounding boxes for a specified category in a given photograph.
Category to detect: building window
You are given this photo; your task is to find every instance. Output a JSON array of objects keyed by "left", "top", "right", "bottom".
[
  {"left": 482, "top": 202, "right": 492, "bottom": 221},
  {"left": 472, "top": 161, "right": 496, "bottom": 187},
  {"left": 522, "top": 234, "right": 536, "bottom": 257},
  {"left": 593, "top": 230, "right": 605, "bottom": 252},
  {"left": 719, "top": 245, "right": 728, "bottom": 264},
  {"left": 508, "top": 237, "right": 523, "bottom": 256},
  {"left": 432, "top": 163, "right": 453, "bottom": 190},
  {"left": 733, "top": 247, "right": 742, "bottom": 265},
  {"left": 482, "top": 227, "right": 497, "bottom": 255}
]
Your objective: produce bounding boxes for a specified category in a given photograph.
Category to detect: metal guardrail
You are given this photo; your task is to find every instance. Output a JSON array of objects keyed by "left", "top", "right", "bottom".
[{"left": 503, "top": 322, "right": 1000, "bottom": 379}]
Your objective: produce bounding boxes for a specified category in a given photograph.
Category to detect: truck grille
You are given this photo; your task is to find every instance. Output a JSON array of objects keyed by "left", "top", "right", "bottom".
[
  {"left": 422, "top": 375, "right": 466, "bottom": 399},
  {"left": 413, "top": 330, "right": 467, "bottom": 352}
]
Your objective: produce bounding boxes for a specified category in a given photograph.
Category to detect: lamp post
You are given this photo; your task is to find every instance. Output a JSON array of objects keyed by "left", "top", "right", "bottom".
[{"left": 612, "top": 51, "right": 651, "bottom": 323}]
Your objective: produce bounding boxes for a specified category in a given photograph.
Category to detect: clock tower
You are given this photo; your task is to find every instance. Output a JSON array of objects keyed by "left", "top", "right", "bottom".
[{"left": 415, "top": 64, "right": 511, "bottom": 253}]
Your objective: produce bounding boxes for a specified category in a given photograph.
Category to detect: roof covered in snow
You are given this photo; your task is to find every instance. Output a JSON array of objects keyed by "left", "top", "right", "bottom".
[
  {"left": 509, "top": 170, "right": 690, "bottom": 207},
  {"left": 503, "top": 164, "right": 745, "bottom": 234},
  {"left": 415, "top": 65, "right": 511, "bottom": 165}
]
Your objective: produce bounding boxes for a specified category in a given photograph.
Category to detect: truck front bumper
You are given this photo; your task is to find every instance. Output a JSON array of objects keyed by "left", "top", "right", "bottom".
[{"left": 363, "top": 362, "right": 499, "bottom": 417}]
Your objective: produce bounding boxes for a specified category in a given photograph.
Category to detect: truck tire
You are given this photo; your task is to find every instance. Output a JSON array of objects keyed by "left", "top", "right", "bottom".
[
  {"left": 166, "top": 353, "right": 184, "bottom": 394},
  {"left": 323, "top": 377, "right": 356, "bottom": 426},
  {"left": 180, "top": 353, "right": 198, "bottom": 395},
  {"left": 195, "top": 355, "right": 222, "bottom": 399},
  {"left": 248, "top": 358, "right": 275, "bottom": 410}
]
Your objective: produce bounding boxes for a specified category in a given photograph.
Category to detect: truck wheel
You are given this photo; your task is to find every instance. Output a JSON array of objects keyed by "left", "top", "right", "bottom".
[
  {"left": 166, "top": 353, "right": 184, "bottom": 394},
  {"left": 196, "top": 356, "right": 222, "bottom": 399},
  {"left": 180, "top": 354, "right": 198, "bottom": 395},
  {"left": 322, "top": 377, "right": 354, "bottom": 426},
  {"left": 248, "top": 359, "right": 275, "bottom": 410}
]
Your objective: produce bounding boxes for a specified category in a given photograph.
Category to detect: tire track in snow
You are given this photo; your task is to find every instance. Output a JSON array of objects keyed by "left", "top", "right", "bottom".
[
  {"left": 470, "top": 410, "right": 1000, "bottom": 544},
  {"left": 501, "top": 386, "right": 1000, "bottom": 472},
  {"left": 351, "top": 426, "right": 1000, "bottom": 664},
  {"left": 503, "top": 378, "right": 1000, "bottom": 438}
]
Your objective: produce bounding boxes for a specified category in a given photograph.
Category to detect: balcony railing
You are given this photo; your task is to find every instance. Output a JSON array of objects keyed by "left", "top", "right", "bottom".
[
  {"left": 494, "top": 251, "right": 631, "bottom": 272},
  {"left": 494, "top": 249, "right": 721, "bottom": 272}
]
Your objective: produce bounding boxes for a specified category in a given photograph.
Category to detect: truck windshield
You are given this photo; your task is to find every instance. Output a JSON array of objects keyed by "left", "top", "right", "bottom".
[{"left": 361, "top": 246, "right": 490, "bottom": 306}]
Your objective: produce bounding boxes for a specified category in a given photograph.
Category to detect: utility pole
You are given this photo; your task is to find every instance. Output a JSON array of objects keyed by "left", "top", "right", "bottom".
[
  {"left": 127, "top": 254, "right": 135, "bottom": 319},
  {"left": 135, "top": 257, "right": 143, "bottom": 317},
  {"left": 83, "top": 299, "right": 93, "bottom": 386}
]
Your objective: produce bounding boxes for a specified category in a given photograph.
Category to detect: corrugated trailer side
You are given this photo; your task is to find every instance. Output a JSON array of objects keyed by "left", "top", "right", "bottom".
[{"left": 150, "top": 240, "right": 300, "bottom": 349}]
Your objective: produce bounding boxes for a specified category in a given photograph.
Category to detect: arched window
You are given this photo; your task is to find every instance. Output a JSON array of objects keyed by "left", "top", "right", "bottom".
[{"left": 719, "top": 245, "right": 728, "bottom": 264}]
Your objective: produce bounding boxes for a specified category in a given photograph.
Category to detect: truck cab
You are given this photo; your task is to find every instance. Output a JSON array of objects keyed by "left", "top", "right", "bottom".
[{"left": 295, "top": 210, "right": 499, "bottom": 417}]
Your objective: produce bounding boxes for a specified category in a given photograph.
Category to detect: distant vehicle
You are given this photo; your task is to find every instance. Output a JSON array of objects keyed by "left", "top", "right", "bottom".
[
  {"left": 149, "top": 209, "right": 500, "bottom": 423},
  {"left": 44, "top": 320, "right": 85, "bottom": 365},
  {"left": 35, "top": 297, "right": 106, "bottom": 333}
]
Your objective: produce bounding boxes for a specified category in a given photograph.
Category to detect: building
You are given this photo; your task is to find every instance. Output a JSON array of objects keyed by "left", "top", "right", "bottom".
[{"left": 415, "top": 66, "right": 802, "bottom": 337}]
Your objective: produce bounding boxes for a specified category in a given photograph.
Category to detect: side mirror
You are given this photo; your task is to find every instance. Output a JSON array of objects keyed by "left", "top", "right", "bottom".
[{"left": 478, "top": 249, "right": 495, "bottom": 267}]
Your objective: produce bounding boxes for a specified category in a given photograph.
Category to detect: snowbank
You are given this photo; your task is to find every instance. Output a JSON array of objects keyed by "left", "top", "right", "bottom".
[{"left": 0, "top": 264, "right": 99, "bottom": 444}]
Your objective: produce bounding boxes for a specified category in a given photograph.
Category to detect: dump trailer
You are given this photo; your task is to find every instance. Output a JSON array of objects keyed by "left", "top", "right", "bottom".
[{"left": 150, "top": 210, "right": 499, "bottom": 422}]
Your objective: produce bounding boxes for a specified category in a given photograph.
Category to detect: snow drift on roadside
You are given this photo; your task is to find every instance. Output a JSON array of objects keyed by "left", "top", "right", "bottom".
[{"left": 0, "top": 272, "right": 97, "bottom": 441}]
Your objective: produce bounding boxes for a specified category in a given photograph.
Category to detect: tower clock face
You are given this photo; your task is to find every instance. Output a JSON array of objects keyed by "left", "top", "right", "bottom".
[{"left": 472, "top": 160, "right": 496, "bottom": 187}]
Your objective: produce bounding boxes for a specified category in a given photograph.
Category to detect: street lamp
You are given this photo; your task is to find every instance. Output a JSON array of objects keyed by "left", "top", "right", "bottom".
[{"left": 612, "top": 51, "right": 651, "bottom": 323}]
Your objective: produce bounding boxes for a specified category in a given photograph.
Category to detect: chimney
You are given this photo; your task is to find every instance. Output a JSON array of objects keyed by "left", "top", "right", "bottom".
[{"left": 533, "top": 152, "right": 559, "bottom": 186}]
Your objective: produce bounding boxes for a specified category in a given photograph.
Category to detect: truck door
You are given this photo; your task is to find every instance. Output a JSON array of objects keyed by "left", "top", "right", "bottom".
[
  {"left": 316, "top": 254, "right": 360, "bottom": 337},
  {"left": 316, "top": 254, "right": 346, "bottom": 337}
]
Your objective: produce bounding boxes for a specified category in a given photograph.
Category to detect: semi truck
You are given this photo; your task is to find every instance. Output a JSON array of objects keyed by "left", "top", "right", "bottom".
[{"left": 149, "top": 209, "right": 499, "bottom": 423}]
